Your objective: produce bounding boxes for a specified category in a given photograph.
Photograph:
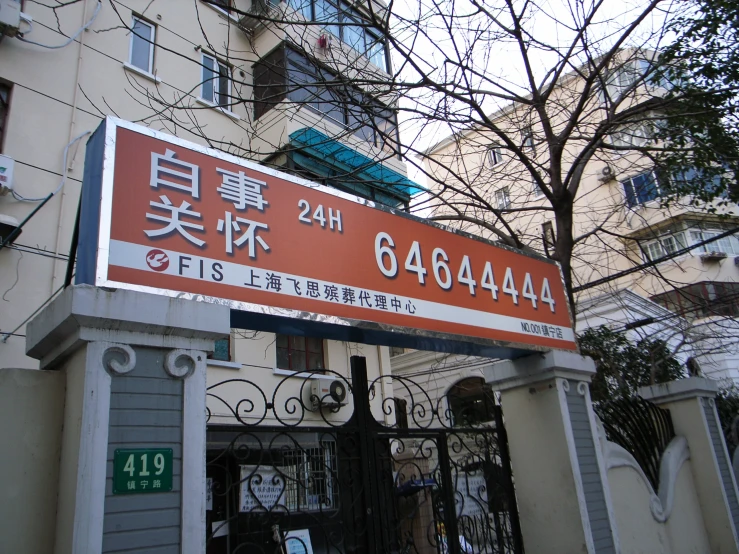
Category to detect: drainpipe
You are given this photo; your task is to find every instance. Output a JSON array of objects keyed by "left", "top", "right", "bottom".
[{"left": 50, "top": 0, "right": 89, "bottom": 294}]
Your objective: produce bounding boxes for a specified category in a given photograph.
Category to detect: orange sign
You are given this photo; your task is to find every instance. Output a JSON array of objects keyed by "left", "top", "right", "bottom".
[{"left": 83, "top": 118, "right": 576, "bottom": 351}]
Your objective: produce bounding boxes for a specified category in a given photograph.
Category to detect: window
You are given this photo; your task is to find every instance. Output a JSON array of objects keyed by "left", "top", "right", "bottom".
[
  {"left": 640, "top": 232, "right": 687, "bottom": 262},
  {"left": 287, "top": 0, "right": 312, "bottom": 20},
  {"left": 447, "top": 378, "right": 497, "bottom": 426},
  {"left": 542, "top": 221, "right": 555, "bottom": 253},
  {"left": 0, "top": 83, "right": 9, "bottom": 152},
  {"left": 672, "top": 167, "right": 723, "bottom": 196},
  {"left": 622, "top": 170, "right": 661, "bottom": 207},
  {"left": 603, "top": 58, "right": 652, "bottom": 102},
  {"left": 393, "top": 397, "right": 408, "bottom": 429},
  {"left": 129, "top": 17, "right": 155, "bottom": 74},
  {"left": 209, "top": 0, "right": 235, "bottom": 14},
  {"left": 522, "top": 125, "right": 534, "bottom": 151},
  {"left": 209, "top": 336, "right": 232, "bottom": 361},
  {"left": 636, "top": 223, "right": 739, "bottom": 263},
  {"left": 201, "top": 53, "right": 231, "bottom": 108},
  {"left": 488, "top": 146, "right": 503, "bottom": 166},
  {"left": 690, "top": 229, "right": 739, "bottom": 255},
  {"left": 276, "top": 334, "right": 325, "bottom": 372},
  {"left": 494, "top": 187, "right": 510, "bottom": 210},
  {"left": 253, "top": 44, "right": 399, "bottom": 153},
  {"left": 611, "top": 123, "right": 651, "bottom": 148},
  {"left": 289, "top": 0, "right": 388, "bottom": 71},
  {"left": 283, "top": 441, "right": 337, "bottom": 511},
  {"left": 653, "top": 282, "right": 739, "bottom": 319}
]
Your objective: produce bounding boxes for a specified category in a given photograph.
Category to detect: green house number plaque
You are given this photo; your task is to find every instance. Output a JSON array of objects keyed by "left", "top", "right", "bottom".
[{"left": 113, "top": 448, "right": 173, "bottom": 495}]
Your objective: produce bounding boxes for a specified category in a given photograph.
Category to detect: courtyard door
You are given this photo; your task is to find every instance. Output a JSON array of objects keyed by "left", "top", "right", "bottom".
[{"left": 205, "top": 356, "right": 524, "bottom": 554}]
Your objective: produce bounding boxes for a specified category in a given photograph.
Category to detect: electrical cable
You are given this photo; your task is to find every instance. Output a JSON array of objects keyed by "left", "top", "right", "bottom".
[
  {"left": 0, "top": 282, "right": 66, "bottom": 343},
  {"left": 2, "top": 250, "right": 22, "bottom": 301},
  {"left": 12, "top": 131, "right": 90, "bottom": 202},
  {"left": 17, "top": 0, "right": 102, "bottom": 50}
]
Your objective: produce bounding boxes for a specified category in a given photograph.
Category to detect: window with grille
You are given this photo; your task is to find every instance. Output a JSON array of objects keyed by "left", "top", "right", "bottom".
[
  {"left": 282, "top": 441, "right": 338, "bottom": 511},
  {"left": 276, "top": 334, "right": 325, "bottom": 372},
  {"left": 253, "top": 44, "right": 398, "bottom": 154},
  {"left": 309, "top": 0, "right": 388, "bottom": 70}
]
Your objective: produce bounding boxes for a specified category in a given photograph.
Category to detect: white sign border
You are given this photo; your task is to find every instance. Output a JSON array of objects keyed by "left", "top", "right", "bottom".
[{"left": 93, "top": 117, "right": 577, "bottom": 353}]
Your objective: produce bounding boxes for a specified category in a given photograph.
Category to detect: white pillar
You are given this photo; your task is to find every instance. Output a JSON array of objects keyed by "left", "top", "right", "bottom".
[
  {"left": 640, "top": 377, "right": 739, "bottom": 554},
  {"left": 484, "top": 350, "right": 619, "bottom": 554},
  {"left": 25, "top": 285, "right": 230, "bottom": 554}
]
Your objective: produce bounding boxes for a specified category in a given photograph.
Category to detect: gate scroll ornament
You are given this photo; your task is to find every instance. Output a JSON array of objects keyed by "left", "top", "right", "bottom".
[{"left": 205, "top": 357, "right": 524, "bottom": 554}]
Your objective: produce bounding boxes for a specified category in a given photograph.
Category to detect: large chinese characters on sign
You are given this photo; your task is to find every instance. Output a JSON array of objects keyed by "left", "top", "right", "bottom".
[{"left": 81, "top": 118, "right": 576, "bottom": 352}]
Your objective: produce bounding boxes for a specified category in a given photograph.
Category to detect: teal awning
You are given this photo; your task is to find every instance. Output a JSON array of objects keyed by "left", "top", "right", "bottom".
[{"left": 288, "top": 128, "right": 425, "bottom": 196}]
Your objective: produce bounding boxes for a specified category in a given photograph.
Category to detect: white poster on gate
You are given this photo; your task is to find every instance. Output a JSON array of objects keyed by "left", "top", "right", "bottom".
[
  {"left": 458, "top": 473, "right": 488, "bottom": 517},
  {"left": 285, "top": 529, "right": 314, "bottom": 554},
  {"left": 240, "top": 465, "right": 287, "bottom": 512}
]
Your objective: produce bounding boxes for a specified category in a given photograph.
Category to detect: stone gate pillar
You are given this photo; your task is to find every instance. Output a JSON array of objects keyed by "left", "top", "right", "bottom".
[
  {"left": 640, "top": 377, "right": 739, "bottom": 553},
  {"left": 25, "top": 285, "right": 230, "bottom": 554},
  {"left": 484, "top": 350, "right": 619, "bottom": 554}
]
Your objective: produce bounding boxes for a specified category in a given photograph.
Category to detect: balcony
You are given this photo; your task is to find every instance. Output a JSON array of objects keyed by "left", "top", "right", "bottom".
[{"left": 239, "top": 0, "right": 285, "bottom": 35}]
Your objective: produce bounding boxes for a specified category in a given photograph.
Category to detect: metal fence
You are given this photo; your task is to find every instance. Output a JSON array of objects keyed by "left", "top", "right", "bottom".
[
  {"left": 204, "top": 356, "right": 524, "bottom": 554},
  {"left": 594, "top": 396, "right": 675, "bottom": 489}
]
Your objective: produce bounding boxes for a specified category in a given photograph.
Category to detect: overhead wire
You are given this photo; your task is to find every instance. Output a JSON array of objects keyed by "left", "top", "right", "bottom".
[
  {"left": 0, "top": 282, "right": 67, "bottom": 343},
  {"left": 12, "top": 131, "right": 91, "bottom": 202},
  {"left": 17, "top": 0, "right": 102, "bottom": 50}
]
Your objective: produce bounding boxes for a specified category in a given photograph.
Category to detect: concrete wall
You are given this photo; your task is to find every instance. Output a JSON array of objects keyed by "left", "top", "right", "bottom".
[
  {"left": 607, "top": 459, "right": 711, "bottom": 553},
  {"left": 0, "top": 367, "right": 65, "bottom": 554}
]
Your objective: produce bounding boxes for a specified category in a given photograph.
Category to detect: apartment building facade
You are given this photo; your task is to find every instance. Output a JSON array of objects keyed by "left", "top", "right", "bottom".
[
  {"left": 0, "top": 2, "right": 417, "bottom": 548},
  {"left": 422, "top": 52, "right": 739, "bottom": 382},
  {"left": 0, "top": 0, "right": 417, "bottom": 371}
]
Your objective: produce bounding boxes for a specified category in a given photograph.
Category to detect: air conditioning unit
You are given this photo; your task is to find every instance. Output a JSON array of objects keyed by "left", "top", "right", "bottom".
[
  {"left": 700, "top": 251, "right": 728, "bottom": 262},
  {"left": 0, "top": 213, "right": 21, "bottom": 245},
  {"left": 597, "top": 165, "right": 616, "bottom": 183},
  {"left": 0, "top": 154, "right": 15, "bottom": 196},
  {"left": 0, "top": 0, "right": 21, "bottom": 37},
  {"left": 309, "top": 378, "right": 347, "bottom": 410},
  {"left": 238, "top": 0, "right": 282, "bottom": 33}
]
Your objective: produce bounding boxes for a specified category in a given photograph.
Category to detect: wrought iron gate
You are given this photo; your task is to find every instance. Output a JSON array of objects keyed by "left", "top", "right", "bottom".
[{"left": 205, "top": 356, "right": 524, "bottom": 554}]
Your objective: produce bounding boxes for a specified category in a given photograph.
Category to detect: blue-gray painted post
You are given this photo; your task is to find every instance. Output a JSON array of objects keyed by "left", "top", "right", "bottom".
[{"left": 24, "top": 286, "right": 229, "bottom": 554}]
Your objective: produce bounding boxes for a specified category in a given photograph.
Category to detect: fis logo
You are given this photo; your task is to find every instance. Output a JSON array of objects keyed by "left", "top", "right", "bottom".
[{"left": 146, "top": 249, "right": 170, "bottom": 272}]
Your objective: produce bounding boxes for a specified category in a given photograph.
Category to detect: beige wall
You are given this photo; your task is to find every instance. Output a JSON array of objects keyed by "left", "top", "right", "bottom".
[
  {"left": 499, "top": 381, "right": 591, "bottom": 553},
  {"left": 0, "top": 367, "right": 65, "bottom": 554},
  {"left": 607, "top": 460, "right": 711, "bottom": 554}
]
